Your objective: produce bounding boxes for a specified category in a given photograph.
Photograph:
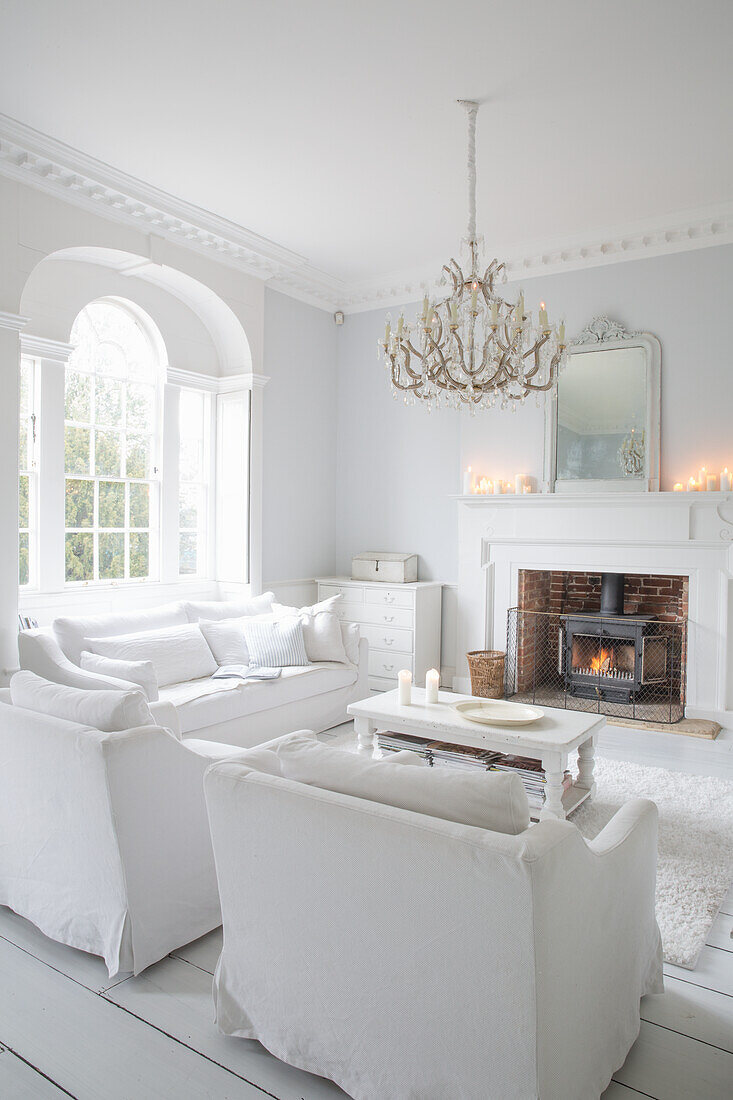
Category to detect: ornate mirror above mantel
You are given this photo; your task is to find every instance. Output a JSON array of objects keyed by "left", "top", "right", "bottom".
[{"left": 543, "top": 317, "right": 661, "bottom": 493}]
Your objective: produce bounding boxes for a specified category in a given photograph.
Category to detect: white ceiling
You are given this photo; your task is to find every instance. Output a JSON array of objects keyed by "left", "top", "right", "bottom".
[{"left": 2, "top": 0, "right": 732, "bottom": 288}]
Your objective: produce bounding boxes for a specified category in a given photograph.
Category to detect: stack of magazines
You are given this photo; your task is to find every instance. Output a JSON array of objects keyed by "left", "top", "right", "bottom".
[
  {"left": 376, "top": 731, "right": 433, "bottom": 761},
  {"left": 429, "top": 741, "right": 501, "bottom": 770},
  {"left": 489, "top": 754, "right": 572, "bottom": 810}
]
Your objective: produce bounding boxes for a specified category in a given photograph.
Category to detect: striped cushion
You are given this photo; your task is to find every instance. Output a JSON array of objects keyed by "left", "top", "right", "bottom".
[{"left": 243, "top": 618, "right": 309, "bottom": 668}]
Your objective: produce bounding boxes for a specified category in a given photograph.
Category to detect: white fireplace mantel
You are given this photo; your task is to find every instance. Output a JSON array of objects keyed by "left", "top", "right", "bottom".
[{"left": 453, "top": 492, "right": 733, "bottom": 723}]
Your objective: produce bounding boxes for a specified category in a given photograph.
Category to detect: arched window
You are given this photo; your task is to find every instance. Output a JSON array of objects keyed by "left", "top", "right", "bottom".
[{"left": 64, "top": 299, "right": 162, "bottom": 584}]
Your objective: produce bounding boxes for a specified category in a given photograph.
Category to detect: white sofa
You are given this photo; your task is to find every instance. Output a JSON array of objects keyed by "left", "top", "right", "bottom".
[
  {"left": 0, "top": 688, "right": 253, "bottom": 976},
  {"left": 204, "top": 740, "right": 664, "bottom": 1100},
  {"left": 18, "top": 598, "right": 369, "bottom": 749}
]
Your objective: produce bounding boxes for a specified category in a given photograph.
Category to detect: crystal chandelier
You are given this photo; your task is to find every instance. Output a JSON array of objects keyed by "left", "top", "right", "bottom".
[
  {"left": 617, "top": 428, "right": 645, "bottom": 476},
  {"left": 379, "top": 101, "right": 568, "bottom": 412}
]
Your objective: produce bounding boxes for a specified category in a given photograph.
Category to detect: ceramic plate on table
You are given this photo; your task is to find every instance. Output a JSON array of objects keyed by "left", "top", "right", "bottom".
[{"left": 453, "top": 700, "right": 544, "bottom": 726}]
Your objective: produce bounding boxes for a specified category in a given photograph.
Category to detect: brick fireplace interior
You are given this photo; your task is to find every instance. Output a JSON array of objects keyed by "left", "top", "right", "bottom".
[{"left": 508, "top": 570, "right": 688, "bottom": 722}]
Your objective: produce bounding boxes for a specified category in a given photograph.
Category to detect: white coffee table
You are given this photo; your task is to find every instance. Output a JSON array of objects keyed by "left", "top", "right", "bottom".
[{"left": 347, "top": 688, "right": 605, "bottom": 821}]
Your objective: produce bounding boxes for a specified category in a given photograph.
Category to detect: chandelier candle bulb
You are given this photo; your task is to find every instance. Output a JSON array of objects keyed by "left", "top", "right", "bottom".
[
  {"left": 558, "top": 320, "right": 566, "bottom": 344},
  {"left": 397, "top": 315, "right": 404, "bottom": 337},
  {"left": 490, "top": 300, "right": 499, "bottom": 324},
  {"left": 721, "top": 468, "right": 732, "bottom": 492},
  {"left": 539, "top": 302, "right": 549, "bottom": 329},
  {"left": 397, "top": 670, "right": 412, "bottom": 706},
  {"left": 425, "top": 668, "right": 440, "bottom": 704}
]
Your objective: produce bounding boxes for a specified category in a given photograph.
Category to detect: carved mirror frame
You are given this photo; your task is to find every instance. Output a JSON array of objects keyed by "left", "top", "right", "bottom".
[{"left": 543, "top": 316, "right": 661, "bottom": 494}]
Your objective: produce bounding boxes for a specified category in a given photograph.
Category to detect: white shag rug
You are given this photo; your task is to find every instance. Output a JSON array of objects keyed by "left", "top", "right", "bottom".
[{"left": 571, "top": 755, "right": 733, "bottom": 969}]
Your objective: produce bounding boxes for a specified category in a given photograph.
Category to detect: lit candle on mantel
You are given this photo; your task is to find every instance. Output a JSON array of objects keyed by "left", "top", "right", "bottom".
[
  {"left": 673, "top": 482, "right": 684, "bottom": 492},
  {"left": 523, "top": 483, "right": 533, "bottom": 494},
  {"left": 687, "top": 477, "right": 697, "bottom": 492},
  {"left": 706, "top": 473, "right": 717, "bottom": 492},
  {"left": 398, "top": 669, "right": 412, "bottom": 706},
  {"left": 462, "top": 466, "right": 473, "bottom": 495},
  {"left": 493, "top": 479, "right": 503, "bottom": 495},
  {"left": 425, "top": 668, "right": 440, "bottom": 704},
  {"left": 721, "top": 468, "right": 732, "bottom": 492},
  {"left": 514, "top": 474, "right": 526, "bottom": 494},
  {"left": 698, "top": 467, "right": 707, "bottom": 490}
]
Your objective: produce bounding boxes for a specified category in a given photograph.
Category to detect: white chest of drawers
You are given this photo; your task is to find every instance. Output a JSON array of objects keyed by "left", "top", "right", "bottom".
[{"left": 316, "top": 577, "right": 443, "bottom": 691}]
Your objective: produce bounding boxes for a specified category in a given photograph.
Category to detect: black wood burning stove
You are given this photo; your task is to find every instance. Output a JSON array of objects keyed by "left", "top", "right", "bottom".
[{"left": 561, "top": 573, "right": 668, "bottom": 704}]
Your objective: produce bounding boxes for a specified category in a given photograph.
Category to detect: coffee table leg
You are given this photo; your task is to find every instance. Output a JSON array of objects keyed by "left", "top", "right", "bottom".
[
  {"left": 354, "top": 717, "right": 377, "bottom": 756},
  {"left": 577, "top": 735, "right": 597, "bottom": 798},
  {"left": 540, "top": 754, "right": 566, "bottom": 821}
]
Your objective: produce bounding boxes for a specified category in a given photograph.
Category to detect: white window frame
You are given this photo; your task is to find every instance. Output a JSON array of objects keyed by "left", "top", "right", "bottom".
[
  {"left": 177, "top": 387, "right": 213, "bottom": 579},
  {"left": 18, "top": 356, "right": 39, "bottom": 589},
  {"left": 63, "top": 299, "right": 163, "bottom": 588}
]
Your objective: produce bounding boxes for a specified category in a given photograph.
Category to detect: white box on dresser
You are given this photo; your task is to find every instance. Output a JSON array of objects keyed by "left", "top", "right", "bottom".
[{"left": 316, "top": 578, "right": 442, "bottom": 690}]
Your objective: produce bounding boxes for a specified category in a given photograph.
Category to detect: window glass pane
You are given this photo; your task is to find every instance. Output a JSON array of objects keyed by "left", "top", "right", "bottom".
[
  {"left": 99, "top": 481, "right": 125, "bottom": 528},
  {"left": 126, "top": 435, "right": 150, "bottom": 479},
  {"left": 127, "top": 384, "right": 154, "bottom": 433},
  {"left": 65, "top": 426, "right": 91, "bottom": 475},
  {"left": 65, "top": 479, "right": 94, "bottom": 528},
  {"left": 95, "top": 341, "right": 127, "bottom": 378},
  {"left": 65, "top": 371, "right": 91, "bottom": 422},
  {"left": 18, "top": 425, "right": 27, "bottom": 472},
  {"left": 18, "top": 474, "right": 29, "bottom": 529},
  {"left": 129, "top": 482, "right": 149, "bottom": 528},
  {"left": 179, "top": 438, "right": 202, "bottom": 482},
  {"left": 179, "top": 532, "right": 197, "bottom": 576},
  {"left": 130, "top": 532, "right": 149, "bottom": 578},
  {"left": 19, "top": 533, "right": 29, "bottom": 586},
  {"left": 95, "top": 376, "right": 123, "bottom": 426},
  {"left": 99, "top": 532, "right": 124, "bottom": 579},
  {"left": 95, "top": 430, "right": 121, "bottom": 477},
  {"left": 19, "top": 365, "right": 31, "bottom": 418},
  {"left": 179, "top": 484, "right": 199, "bottom": 529},
  {"left": 65, "top": 532, "right": 93, "bottom": 582}
]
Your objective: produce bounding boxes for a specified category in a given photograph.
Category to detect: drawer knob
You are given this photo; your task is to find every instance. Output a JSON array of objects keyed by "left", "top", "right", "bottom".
[
  {"left": 383, "top": 638, "right": 394, "bottom": 646},
  {"left": 383, "top": 615, "right": 395, "bottom": 623},
  {"left": 384, "top": 595, "right": 395, "bottom": 604},
  {"left": 383, "top": 663, "right": 394, "bottom": 672}
]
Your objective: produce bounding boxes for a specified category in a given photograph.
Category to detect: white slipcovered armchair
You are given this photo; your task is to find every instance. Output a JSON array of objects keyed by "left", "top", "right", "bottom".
[
  {"left": 204, "top": 746, "right": 663, "bottom": 1100},
  {"left": 0, "top": 692, "right": 246, "bottom": 976}
]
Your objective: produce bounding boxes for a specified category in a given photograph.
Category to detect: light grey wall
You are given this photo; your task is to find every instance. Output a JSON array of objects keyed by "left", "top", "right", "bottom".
[
  {"left": 262, "top": 288, "right": 339, "bottom": 582},
  {"left": 335, "top": 309, "right": 461, "bottom": 582},
  {"left": 336, "top": 244, "right": 733, "bottom": 583}
]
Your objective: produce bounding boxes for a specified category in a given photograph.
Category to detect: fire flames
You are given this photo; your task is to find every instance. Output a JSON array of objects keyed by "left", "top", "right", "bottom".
[{"left": 589, "top": 647, "right": 613, "bottom": 675}]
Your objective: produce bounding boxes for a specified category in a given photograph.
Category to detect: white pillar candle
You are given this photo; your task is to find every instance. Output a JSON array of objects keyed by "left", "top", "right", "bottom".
[
  {"left": 687, "top": 477, "right": 697, "bottom": 491},
  {"left": 697, "top": 467, "right": 707, "bottom": 489},
  {"left": 398, "top": 669, "right": 412, "bottom": 706},
  {"left": 706, "top": 474, "right": 717, "bottom": 492},
  {"left": 493, "top": 479, "right": 503, "bottom": 494},
  {"left": 720, "top": 467, "right": 732, "bottom": 492},
  {"left": 514, "top": 474, "right": 526, "bottom": 494},
  {"left": 425, "top": 668, "right": 440, "bottom": 704},
  {"left": 462, "top": 466, "right": 473, "bottom": 494}
]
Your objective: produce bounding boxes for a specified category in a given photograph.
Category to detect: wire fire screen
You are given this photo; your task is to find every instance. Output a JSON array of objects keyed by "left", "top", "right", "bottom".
[{"left": 505, "top": 608, "right": 686, "bottom": 723}]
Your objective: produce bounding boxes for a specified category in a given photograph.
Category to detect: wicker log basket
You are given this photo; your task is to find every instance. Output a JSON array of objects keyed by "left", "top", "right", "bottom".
[{"left": 467, "top": 650, "right": 505, "bottom": 699}]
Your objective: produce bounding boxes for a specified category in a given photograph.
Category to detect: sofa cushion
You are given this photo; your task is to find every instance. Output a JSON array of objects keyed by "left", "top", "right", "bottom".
[
  {"left": 10, "top": 670, "right": 155, "bottom": 733},
  {"left": 85, "top": 623, "right": 217, "bottom": 688},
  {"left": 53, "top": 602, "right": 187, "bottom": 664},
  {"left": 80, "top": 651, "right": 159, "bottom": 702},
  {"left": 243, "top": 618, "right": 309, "bottom": 668},
  {"left": 183, "top": 593, "right": 274, "bottom": 623},
  {"left": 340, "top": 621, "right": 360, "bottom": 665},
  {"left": 168, "top": 664, "right": 358, "bottom": 735},
  {"left": 269, "top": 734, "right": 530, "bottom": 835}
]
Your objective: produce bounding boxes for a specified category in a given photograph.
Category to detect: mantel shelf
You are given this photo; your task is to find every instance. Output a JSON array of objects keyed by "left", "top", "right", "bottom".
[{"left": 452, "top": 492, "right": 733, "bottom": 507}]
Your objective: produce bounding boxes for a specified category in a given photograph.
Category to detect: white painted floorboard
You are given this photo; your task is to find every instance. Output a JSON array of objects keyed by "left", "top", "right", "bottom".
[{"left": 2, "top": 717, "right": 731, "bottom": 1100}]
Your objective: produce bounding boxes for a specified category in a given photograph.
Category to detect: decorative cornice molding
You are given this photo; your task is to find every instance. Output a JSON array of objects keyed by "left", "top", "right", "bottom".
[
  {"left": 0, "top": 113, "right": 344, "bottom": 311},
  {"left": 2, "top": 114, "right": 732, "bottom": 316},
  {"left": 166, "top": 366, "right": 269, "bottom": 392},
  {"left": 19, "top": 333, "right": 75, "bottom": 361},
  {"left": 0, "top": 310, "right": 31, "bottom": 333}
]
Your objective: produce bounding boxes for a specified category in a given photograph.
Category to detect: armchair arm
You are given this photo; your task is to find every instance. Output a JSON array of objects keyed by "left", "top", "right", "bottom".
[
  {"left": 587, "top": 797, "right": 659, "bottom": 857},
  {"left": 18, "top": 630, "right": 138, "bottom": 691}
]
